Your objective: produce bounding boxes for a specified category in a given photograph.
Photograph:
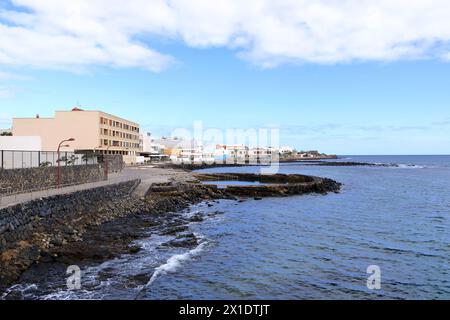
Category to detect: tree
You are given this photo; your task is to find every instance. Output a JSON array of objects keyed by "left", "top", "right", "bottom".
[{"left": 0, "top": 132, "right": 12, "bottom": 136}]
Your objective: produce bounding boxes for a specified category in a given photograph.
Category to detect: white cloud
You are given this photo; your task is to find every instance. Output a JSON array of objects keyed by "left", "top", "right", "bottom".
[
  {"left": 0, "top": 0, "right": 450, "bottom": 72},
  {"left": 0, "top": 0, "right": 176, "bottom": 72},
  {"left": 0, "top": 71, "right": 30, "bottom": 81},
  {"left": 0, "top": 85, "right": 23, "bottom": 98}
]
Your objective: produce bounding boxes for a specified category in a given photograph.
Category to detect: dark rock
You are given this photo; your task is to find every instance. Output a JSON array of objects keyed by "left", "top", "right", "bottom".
[
  {"left": 189, "top": 214, "right": 204, "bottom": 222},
  {"left": 162, "top": 233, "right": 198, "bottom": 248},
  {"left": 128, "top": 245, "right": 142, "bottom": 254},
  {"left": 207, "top": 211, "right": 225, "bottom": 217},
  {"left": 160, "top": 225, "right": 189, "bottom": 236},
  {"left": 127, "top": 273, "right": 150, "bottom": 286},
  {"left": 50, "top": 237, "right": 64, "bottom": 247}
]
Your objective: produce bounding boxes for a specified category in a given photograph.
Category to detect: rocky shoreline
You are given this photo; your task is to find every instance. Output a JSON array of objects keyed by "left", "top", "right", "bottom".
[
  {"left": 0, "top": 171, "right": 341, "bottom": 297},
  {"left": 155, "top": 160, "right": 401, "bottom": 171},
  {"left": 297, "top": 161, "right": 392, "bottom": 167}
]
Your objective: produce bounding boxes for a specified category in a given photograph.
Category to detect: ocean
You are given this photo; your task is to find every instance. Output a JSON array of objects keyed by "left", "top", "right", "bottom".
[{"left": 4, "top": 155, "right": 450, "bottom": 300}]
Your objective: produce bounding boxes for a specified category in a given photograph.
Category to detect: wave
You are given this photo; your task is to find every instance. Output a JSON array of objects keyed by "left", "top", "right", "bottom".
[
  {"left": 395, "top": 164, "right": 426, "bottom": 169},
  {"left": 1, "top": 284, "right": 38, "bottom": 300},
  {"left": 145, "top": 237, "right": 209, "bottom": 288},
  {"left": 370, "top": 162, "right": 427, "bottom": 169}
]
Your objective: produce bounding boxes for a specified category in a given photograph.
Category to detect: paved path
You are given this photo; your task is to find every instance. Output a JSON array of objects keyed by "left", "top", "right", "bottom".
[
  {"left": 0, "top": 166, "right": 193, "bottom": 209},
  {"left": 128, "top": 166, "right": 194, "bottom": 197}
]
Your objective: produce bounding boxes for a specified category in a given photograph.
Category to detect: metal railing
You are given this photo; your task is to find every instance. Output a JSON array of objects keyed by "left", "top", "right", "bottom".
[
  {"left": 0, "top": 150, "right": 98, "bottom": 170},
  {"left": 0, "top": 152, "right": 125, "bottom": 197}
]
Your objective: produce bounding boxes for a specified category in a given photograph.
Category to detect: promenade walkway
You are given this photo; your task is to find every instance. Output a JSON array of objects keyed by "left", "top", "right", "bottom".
[{"left": 0, "top": 166, "right": 193, "bottom": 209}]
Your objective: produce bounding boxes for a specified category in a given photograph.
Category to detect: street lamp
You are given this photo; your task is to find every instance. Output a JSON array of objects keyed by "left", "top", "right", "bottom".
[
  {"left": 57, "top": 138, "right": 75, "bottom": 188},
  {"left": 102, "top": 143, "right": 112, "bottom": 179}
]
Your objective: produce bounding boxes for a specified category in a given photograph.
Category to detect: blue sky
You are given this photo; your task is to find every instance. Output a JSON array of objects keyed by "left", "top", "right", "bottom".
[{"left": 1, "top": 1, "right": 450, "bottom": 154}]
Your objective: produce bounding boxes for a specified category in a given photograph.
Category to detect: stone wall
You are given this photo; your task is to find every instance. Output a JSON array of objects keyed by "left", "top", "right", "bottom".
[
  {"left": 0, "top": 164, "right": 106, "bottom": 196},
  {"left": 0, "top": 179, "right": 140, "bottom": 253},
  {"left": 0, "top": 179, "right": 231, "bottom": 288},
  {"left": 0, "top": 179, "right": 141, "bottom": 285},
  {"left": 103, "top": 155, "right": 124, "bottom": 173}
]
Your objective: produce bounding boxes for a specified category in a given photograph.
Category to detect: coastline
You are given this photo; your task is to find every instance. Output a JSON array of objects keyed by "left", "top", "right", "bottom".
[{"left": 0, "top": 166, "right": 341, "bottom": 297}]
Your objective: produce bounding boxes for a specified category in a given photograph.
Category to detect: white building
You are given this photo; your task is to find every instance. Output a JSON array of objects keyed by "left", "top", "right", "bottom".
[
  {"left": 175, "top": 148, "right": 204, "bottom": 163},
  {"left": 136, "top": 132, "right": 169, "bottom": 162},
  {"left": 0, "top": 136, "right": 42, "bottom": 151},
  {"left": 155, "top": 137, "right": 198, "bottom": 157},
  {"left": 212, "top": 144, "right": 249, "bottom": 164},
  {"left": 248, "top": 147, "right": 277, "bottom": 163},
  {"left": 279, "top": 146, "right": 295, "bottom": 154},
  {"left": 0, "top": 136, "right": 49, "bottom": 169},
  {"left": 141, "top": 132, "right": 165, "bottom": 155}
]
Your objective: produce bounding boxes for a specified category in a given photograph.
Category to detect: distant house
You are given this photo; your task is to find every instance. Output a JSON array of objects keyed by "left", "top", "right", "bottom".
[
  {"left": 139, "top": 132, "right": 169, "bottom": 162},
  {"left": 279, "top": 146, "right": 294, "bottom": 154},
  {"left": 248, "top": 147, "right": 278, "bottom": 163},
  {"left": 153, "top": 137, "right": 198, "bottom": 158}
]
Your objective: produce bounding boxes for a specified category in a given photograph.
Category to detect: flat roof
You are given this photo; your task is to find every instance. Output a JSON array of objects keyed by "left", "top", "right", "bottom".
[
  {"left": 57, "top": 109, "right": 139, "bottom": 126},
  {"left": 13, "top": 109, "right": 139, "bottom": 126}
]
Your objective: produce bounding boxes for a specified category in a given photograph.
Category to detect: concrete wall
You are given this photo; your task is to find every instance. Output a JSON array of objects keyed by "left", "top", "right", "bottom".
[{"left": 0, "top": 164, "right": 105, "bottom": 196}]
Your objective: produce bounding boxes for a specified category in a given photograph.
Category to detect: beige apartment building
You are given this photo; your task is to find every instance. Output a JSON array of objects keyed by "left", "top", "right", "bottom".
[{"left": 13, "top": 108, "right": 141, "bottom": 161}]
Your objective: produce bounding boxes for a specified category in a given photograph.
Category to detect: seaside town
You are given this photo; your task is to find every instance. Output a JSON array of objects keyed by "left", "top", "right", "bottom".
[
  {"left": 0, "top": 107, "right": 336, "bottom": 170},
  {"left": 1, "top": 0, "right": 449, "bottom": 307},
  {"left": 2, "top": 0, "right": 450, "bottom": 308}
]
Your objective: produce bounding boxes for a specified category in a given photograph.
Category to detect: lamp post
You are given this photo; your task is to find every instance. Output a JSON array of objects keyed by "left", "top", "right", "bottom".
[
  {"left": 103, "top": 144, "right": 112, "bottom": 179},
  {"left": 125, "top": 147, "right": 130, "bottom": 170},
  {"left": 57, "top": 138, "right": 75, "bottom": 188}
]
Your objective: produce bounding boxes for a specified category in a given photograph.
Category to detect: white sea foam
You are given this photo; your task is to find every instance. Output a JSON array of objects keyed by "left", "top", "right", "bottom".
[
  {"left": 146, "top": 239, "right": 208, "bottom": 287},
  {"left": 396, "top": 164, "right": 426, "bottom": 169},
  {"left": 1, "top": 283, "right": 38, "bottom": 300}
]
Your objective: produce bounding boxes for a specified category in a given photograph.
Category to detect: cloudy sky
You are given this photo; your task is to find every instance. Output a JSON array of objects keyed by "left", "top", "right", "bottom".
[{"left": 1, "top": 0, "right": 450, "bottom": 154}]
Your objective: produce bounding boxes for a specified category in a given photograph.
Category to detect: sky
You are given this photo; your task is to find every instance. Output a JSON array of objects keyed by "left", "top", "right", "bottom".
[{"left": 1, "top": 0, "right": 450, "bottom": 155}]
